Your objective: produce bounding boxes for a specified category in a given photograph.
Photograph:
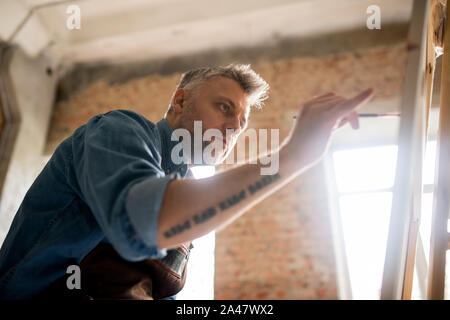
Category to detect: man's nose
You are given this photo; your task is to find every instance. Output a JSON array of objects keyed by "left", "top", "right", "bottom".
[{"left": 225, "top": 116, "right": 241, "bottom": 132}]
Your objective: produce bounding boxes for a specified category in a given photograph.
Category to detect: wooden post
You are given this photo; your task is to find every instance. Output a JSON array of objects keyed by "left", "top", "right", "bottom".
[
  {"left": 380, "top": 0, "right": 429, "bottom": 300},
  {"left": 402, "top": 0, "right": 446, "bottom": 300},
  {"left": 0, "top": 44, "right": 21, "bottom": 196},
  {"left": 427, "top": 0, "right": 450, "bottom": 300}
]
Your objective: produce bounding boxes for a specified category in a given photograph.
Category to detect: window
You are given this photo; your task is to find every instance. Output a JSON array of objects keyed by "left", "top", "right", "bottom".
[
  {"left": 329, "top": 145, "right": 398, "bottom": 299},
  {"left": 176, "top": 165, "right": 216, "bottom": 300},
  {"left": 411, "top": 140, "right": 450, "bottom": 300},
  {"left": 329, "top": 139, "right": 450, "bottom": 299}
]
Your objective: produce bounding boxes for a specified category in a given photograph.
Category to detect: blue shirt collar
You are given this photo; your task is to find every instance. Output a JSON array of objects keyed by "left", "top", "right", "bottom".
[{"left": 156, "top": 118, "right": 189, "bottom": 177}]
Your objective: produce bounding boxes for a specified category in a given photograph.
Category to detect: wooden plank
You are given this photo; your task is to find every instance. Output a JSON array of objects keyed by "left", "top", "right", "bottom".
[
  {"left": 0, "top": 92, "right": 3, "bottom": 134},
  {"left": 425, "top": 0, "right": 446, "bottom": 133},
  {"left": 0, "top": 45, "right": 21, "bottom": 196},
  {"left": 380, "top": 0, "right": 429, "bottom": 300},
  {"left": 402, "top": 0, "right": 446, "bottom": 300},
  {"left": 427, "top": 0, "right": 450, "bottom": 300},
  {"left": 402, "top": 220, "right": 420, "bottom": 299},
  {"left": 415, "top": 232, "right": 429, "bottom": 298}
]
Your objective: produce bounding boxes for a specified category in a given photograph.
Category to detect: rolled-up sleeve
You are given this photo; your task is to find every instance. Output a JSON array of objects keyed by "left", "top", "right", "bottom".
[
  {"left": 71, "top": 111, "right": 177, "bottom": 261},
  {"left": 125, "top": 172, "right": 180, "bottom": 252}
]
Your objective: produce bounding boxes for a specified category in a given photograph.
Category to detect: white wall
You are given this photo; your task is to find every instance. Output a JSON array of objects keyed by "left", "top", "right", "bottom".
[{"left": 0, "top": 46, "right": 57, "bottom": 245}]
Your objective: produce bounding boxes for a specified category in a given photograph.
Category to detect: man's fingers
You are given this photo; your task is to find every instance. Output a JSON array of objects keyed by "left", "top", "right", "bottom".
[
  {"left": 348, "top": 110, "right": 359, "bottom": 129},
  {"left": 335, "top": 88, "right": 374, "bottom": 115},
  {"left": 317, "top": 96, "right": 343, "bottom": 104},
  {"left": 314, "top": 93, "right": 341, "bottom": 104},
  {"left": 300, "top": 95, "right": 343, "bottom": 116},
  {"left": 318, "top": 97, "right": 346, "bottom": 110},
  {"left": 314, "top": 92, "right": 335, "bottom": 99},
  {"left": 334, "top": 110, "right": 359, "bottom": 130},
  {"left": 335, "top": 118, "right": 348, "bottom": 130}
]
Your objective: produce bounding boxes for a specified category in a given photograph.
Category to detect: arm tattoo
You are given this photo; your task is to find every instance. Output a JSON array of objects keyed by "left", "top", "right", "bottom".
[
  {"left": 163, "top": 220, "right": 191, "bottom": 239},
  {"left": 162, "top": 173, "right": 281, "bottom": 238},
  {"left": 247, "top": 173, "right": 281, "bottom": 195}
]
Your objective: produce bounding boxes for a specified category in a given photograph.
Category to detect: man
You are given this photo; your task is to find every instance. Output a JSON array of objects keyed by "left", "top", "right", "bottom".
[{"left": 0, "top": 63, "right": 372, "bottom": 299}]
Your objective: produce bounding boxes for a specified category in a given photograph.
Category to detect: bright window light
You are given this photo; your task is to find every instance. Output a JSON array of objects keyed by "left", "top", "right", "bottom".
[
  {"left": 176, "top": 231, "right": 216, "bottom": 300},
  {"left": 419, "top": 192, "right": 433, "bottom": 265},
  {"left": 332, "top": 145, "right": 398, "bottom": 299},
  {"left": 418, "top": 140, "right": 438, "bottom": 265},
  {"left": 176, "top": 165, "right": 216, "bottom": 300},
  {"left": 190, "top": 165, "right": 216, "bottom": 179},
  {"left": 339, "top": 192, "right": 392, "bottom": 299},
  {"left": 333, "top": 145, "right": 397, "bottom": 193},
  {"left": 422, "top": 140, "right": 437, "bottom": 185}
]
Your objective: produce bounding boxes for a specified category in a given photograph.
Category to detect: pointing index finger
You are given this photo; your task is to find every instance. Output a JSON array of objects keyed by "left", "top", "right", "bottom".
[{"left": 337, "top": 88, "right": 374, "bottom": 115}]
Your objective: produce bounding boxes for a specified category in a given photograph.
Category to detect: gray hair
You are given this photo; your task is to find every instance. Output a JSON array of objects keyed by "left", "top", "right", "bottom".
[{"left": 167, "top": 63, "right": 269, "bottom": 114}]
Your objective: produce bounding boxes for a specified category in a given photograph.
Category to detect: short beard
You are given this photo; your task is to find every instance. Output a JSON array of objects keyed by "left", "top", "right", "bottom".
[{"left": 178, "top": 101, "right": 227, "bottom": 165}]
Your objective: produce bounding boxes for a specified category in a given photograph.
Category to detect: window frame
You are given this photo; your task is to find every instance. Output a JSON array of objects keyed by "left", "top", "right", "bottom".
[
  {"left": 0, "top": 44, "right": 21, "bottom": 197},
  {"left": 325, "top": 143, "right": 399, "bottom": 299}
]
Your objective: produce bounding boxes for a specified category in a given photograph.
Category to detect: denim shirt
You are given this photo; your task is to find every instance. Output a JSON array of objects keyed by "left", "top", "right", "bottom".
[{"left": 0, "top": 110, "right": 189, "bottom": 300}]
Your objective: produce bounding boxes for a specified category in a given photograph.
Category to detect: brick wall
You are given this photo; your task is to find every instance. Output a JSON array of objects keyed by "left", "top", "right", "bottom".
[
  {"left": 214, "top": 163, "right": 337, "bottom": 299},
  {"left": 46, "top": 42, "right": 407, "bottom": 299}
]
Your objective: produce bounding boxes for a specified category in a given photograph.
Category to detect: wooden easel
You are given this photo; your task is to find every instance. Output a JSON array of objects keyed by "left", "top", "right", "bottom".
[
  {"left": 380, "top": 0, "right": 448, "bottom": 300},
  {"left": 426, "top": 0, "right": 450, "bottom": 300}
]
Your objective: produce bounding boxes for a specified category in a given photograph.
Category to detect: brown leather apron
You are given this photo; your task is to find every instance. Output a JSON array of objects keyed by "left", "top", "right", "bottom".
[{"left": 35, "top": 242, "right": 193, "bottom": 300}]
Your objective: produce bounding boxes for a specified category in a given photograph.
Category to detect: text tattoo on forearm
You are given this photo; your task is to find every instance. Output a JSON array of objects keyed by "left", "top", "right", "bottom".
[{"left": 163, "top": 173, "right": 281, "bottom": 238}]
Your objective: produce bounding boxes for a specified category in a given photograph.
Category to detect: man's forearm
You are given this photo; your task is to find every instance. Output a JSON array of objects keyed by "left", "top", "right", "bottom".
[
  {"left": 157, "top": 145, "right": 311, "bottom": 249},
  {"left": 156, "top": 88, "right": 374, "bottom": 249}
]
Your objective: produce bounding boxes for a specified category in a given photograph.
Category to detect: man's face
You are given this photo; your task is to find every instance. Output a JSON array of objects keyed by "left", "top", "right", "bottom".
[{"left": 174, "top": 76, "right": 250, "bottom": 165}]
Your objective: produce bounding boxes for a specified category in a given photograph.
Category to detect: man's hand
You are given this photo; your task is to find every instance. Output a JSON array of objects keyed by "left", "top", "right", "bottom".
[
  {"left": 284, "top": 88, "right": 374, "bottom": 167},
  {"left": 158, "top": 88, "right": 373, "bottom": 249}
]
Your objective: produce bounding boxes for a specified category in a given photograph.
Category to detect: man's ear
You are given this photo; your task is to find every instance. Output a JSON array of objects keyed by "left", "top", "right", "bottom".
[{"left": 172, "top": 88, "right": 187, "bottom": 113}]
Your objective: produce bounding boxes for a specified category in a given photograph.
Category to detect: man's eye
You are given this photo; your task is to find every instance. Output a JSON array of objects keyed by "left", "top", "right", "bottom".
[{"left": 219, "top": 104, "right": 229, "bottom": 112}]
